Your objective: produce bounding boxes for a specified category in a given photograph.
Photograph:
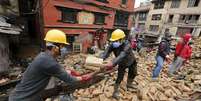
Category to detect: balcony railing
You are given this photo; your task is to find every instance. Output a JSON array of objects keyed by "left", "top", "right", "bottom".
[
  {"left": 139, "top": 18, "right": 147, "bottom": 21},
  {"left": 178, "top": 20, "right": 198, "bottom": 24}
]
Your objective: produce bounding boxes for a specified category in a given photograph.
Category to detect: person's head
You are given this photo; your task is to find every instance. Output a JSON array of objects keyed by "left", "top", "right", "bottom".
[
  {"left": 162, "top": 34, "right": 172, "bottom": 42},
  {"left": 44, "top": 29, "right": 69, "bottom": 57},
  {"left": 183, "top": 33, "right": 192, "bottom": 43},
  {"left": 164, "top": 29, "right": 170, "bottom": 35},
  {"left": 110, "top": 29, "right": 126, "bottom": 48}
]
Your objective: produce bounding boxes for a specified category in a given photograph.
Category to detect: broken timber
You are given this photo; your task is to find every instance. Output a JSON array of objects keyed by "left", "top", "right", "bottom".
[{"left": 41, "top": 74, "right": 105, "bottom": 100}]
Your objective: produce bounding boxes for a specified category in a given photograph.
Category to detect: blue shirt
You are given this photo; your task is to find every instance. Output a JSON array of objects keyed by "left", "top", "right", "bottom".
[{"left": 9, "top": 51, "right": 77, "bottom": 101}]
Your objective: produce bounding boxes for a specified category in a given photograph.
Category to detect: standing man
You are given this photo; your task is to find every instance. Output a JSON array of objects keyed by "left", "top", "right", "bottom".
[
  {"left": 101, "top": 29, "right": 137, "bottom": 100},
  {"left": 169, "top": 33, "right": 192, "bottom": 75},
  {"left": 9, "top": 29, "right": 91, "bottom": 101},
  {"left": 152, "top": 36, "right": 171, "bottom": 80}
]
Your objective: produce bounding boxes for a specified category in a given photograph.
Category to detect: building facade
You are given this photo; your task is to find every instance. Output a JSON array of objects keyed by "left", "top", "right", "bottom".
[
  {"left": 146, "top": 0, "right": 201, "bottom": 37},
  {"left": 42, "top": 0, "right": 135, "bottom": 52},
  {"left": 133, "top": 3, "right": 151, "bottom": 33},
  {"left": 0, "top": 0, "right": 21, "bottom": 74}
]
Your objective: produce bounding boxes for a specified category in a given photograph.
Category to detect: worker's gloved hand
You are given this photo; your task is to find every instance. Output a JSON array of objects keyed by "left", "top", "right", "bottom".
[
  {"left": 81, "top": 73, "right": 92, "bottom": 82},
  {"left": 105, "top": 62, "right": 114, "bottom": 71},
  {"left": 67, "top": 69, "right": 81, "bottom": 76}
]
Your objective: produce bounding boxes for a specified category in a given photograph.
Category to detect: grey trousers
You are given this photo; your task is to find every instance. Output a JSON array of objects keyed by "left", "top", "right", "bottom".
[{"left": 169, "top": 56, "right": 185, "bottom": 74}]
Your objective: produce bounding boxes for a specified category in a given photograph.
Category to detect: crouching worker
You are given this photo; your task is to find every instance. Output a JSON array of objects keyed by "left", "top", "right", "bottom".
[
  {"left": 100, "top": 29, "right": 137, "bottom": 100},
  {"left": 9, "top": 29, "right": 92, "bottom": 101}
]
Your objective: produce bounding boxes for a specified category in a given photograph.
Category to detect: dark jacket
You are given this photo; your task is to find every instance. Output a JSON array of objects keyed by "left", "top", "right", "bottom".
[
  {"left": 157, "top": 39, "right": 171, "bottom": 59},
  {"left": 101, "top": 40, "right": 135, "bottom": 67},
  {"left": 9, "top": 51, "right": 77, "bottom": 101}
]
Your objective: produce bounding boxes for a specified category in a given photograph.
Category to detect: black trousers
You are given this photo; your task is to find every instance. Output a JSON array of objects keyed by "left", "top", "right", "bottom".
[{"left": 115, "top": 61, "right": 137, "bottom": 84}]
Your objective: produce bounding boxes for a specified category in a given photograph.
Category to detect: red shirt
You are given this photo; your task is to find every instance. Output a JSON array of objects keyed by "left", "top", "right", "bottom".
[
  {"left": 179, "top": 44, "right": 192, "bottom": 60},
  {"left": 175, "top": 41, "right": 184, "bottom": 56},
  {"left": 131, "top": 38, "right": 137, "bottom": 49}
]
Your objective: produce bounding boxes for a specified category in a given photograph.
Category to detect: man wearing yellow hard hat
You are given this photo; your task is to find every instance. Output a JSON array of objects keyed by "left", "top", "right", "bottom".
[
  {"left": 9, "top": 29, "right": 92, "bottom": 101},
  {"left": 101, "top": 29, "right": 138, "bottom": 99}
]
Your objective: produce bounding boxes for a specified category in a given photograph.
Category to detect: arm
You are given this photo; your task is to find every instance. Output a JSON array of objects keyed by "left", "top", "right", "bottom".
[
  {"left": 187, "top": 47, "right": 192, "bottom": 60},
  {"left": 183, "top": 46, "right": 192, "bottom": 60},
  {"left": 112, "top": 51, "right": 126, "bottom": 66},
  {"left": 175, "top": 43, "right": 180, "bottom": 56},
  {"left": 100, "top": 44, "right": 113, "bottom": 60},
  {"left": 112, "top": 43, "right": 130, "bottom": 66},
  {"left": 44, "top": 64, "right": 78, "bottom": 84}
]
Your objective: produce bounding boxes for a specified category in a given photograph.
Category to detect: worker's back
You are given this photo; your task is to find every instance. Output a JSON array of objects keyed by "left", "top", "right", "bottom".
[{"left": 9, "top": 51, "right": 58, "bottom": 101}]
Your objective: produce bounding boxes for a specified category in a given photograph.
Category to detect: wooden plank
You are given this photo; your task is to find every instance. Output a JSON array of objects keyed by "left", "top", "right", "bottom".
[
  {"left": 0, "top": 78, "right": 21, "bottom": 91},
  {"left": 41, "top": 74, "right": 105, "bottom": 100}
]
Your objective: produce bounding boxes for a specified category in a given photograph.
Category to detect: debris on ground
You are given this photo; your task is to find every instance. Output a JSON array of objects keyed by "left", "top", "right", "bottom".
[
  {"left": 72, "top": 38, "right": 201, "bottom": 101},
  {"left": 1, "top": 38, "right": 201, "bottom": 101}
]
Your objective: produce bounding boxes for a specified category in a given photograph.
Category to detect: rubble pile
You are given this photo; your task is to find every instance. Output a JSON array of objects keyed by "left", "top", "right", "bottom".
[
  {"left": 70, "top": 53, "right": 194, "bottom": 101},
  {"left": 71, "top": 38, "right": 201, "bottom": 101},
  {"left": 192, "top": 38, "right": 201, "bottom": 59},
  {"left": 134, "top": 58, "right": 193, "bottom": 101},
  {"left": 62, "top": 53, "right": 88, "bottom": 74},
  {"left": 0, "top": 66, "right": 22, "bottom": 83},
  {"left": 0, "top": 66, "right": 22, "bottom": 97},
  {"left": 1, "top": 38, "right": 201, "bottom": 101}
]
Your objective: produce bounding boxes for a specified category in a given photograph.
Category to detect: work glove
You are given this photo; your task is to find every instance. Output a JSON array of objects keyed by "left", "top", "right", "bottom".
[
  {"left": 80, "top": 73, "right": 93, "bottom": 82},
  {"left": 66, "top": 69, "right": 81, "bottom": 77},
  {"left": 105, "top": 62, "right": 114, "bottom": 71}
]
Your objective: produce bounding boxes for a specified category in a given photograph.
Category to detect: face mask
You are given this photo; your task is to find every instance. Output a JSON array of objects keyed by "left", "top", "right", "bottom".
[
  {"left": 60, "top": 47, "right": 66, "bottom": 54},
  {"left": 112, "top": 42, "right": 121, "bottom": 48}
]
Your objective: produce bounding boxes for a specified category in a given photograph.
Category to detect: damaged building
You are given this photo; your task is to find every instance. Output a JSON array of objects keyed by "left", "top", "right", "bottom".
[
  {"left": 136, "top": 0, "right": 201, "bottom": 37},
  {"left": 133, "top": 1, "right": 151, "bottom": 33},
  {"left": 0, "top": 0, "right": 135, "bottom": 76},
  {"left": 164, "top": 0, "right": 201, "bottom": 37},
  {"left": 0, "top": 0, "right": 43, "bottom": 74},
  {"left": 42, "top": 0, "right": 135, "bottom": 52},
  {"left": 0, "top": 0, "right": 135, "bottom": 61},
  {"left": 0, "top": 0, "right": 22, "bottom": 74}
]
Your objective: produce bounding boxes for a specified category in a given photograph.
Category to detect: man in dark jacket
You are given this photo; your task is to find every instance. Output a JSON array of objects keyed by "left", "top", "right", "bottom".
[
  {"left": 101, "top": 29, "right": 137, "bottom": 99},
  {"left": 152, "top": 36, "right": 171, "bottom": 79},
  {"left": 9, "top": 29, "right": 92, "bottom": 101}
]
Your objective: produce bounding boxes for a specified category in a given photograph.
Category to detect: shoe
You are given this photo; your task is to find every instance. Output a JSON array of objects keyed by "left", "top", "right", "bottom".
[
  {"left": 152, "top": 77, "right": 158, "bottom": 81},
  {"left": 127, "top": 79, "right": 138, "bottom": 91},
  {"left": 127, "top": 82, "right": 138, "bottom": 90},
  {"left": 112, "top": 84, "right": 120, "bottom": 100}
]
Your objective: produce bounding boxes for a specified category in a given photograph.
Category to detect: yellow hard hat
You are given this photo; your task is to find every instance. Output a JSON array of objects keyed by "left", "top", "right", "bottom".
[
  {"left": 44, "top": 29, "right": 69, "bottom": 44},
  {"left": 109, "top": 29, "right": 125, "bottom": 41}
]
